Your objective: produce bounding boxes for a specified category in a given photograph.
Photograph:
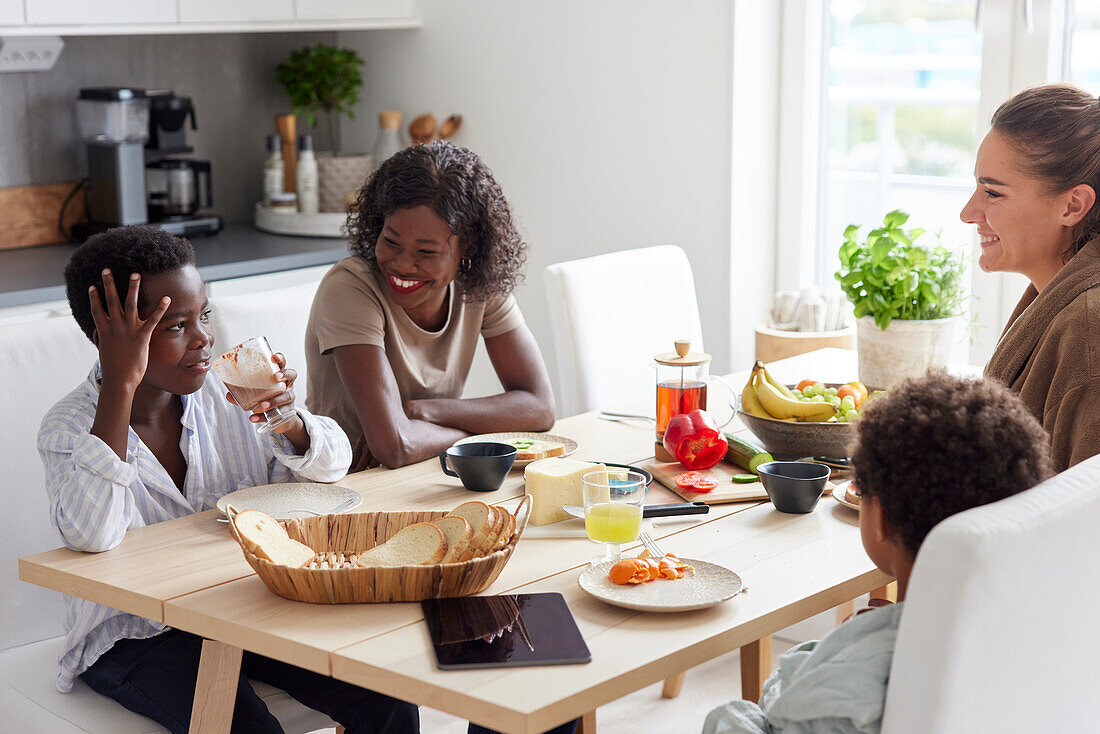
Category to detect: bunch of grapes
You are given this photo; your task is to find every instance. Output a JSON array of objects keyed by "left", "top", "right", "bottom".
[{"left": 791, "top": 381, "right": 861, "bottom": 422}]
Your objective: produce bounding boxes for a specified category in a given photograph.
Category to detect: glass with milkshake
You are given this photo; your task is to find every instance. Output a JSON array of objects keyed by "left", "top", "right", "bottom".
[{"left": 211, "top": 336, "right": 296, "bottom": 434}]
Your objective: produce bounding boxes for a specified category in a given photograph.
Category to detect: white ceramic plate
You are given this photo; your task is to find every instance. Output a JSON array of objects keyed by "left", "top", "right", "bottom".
[
  {"left": 453, "top": 432, "right": 579, "bottom": 467},
  {"left": 832, "top": 480, "right": 860, "bottom": 511},
  {"left": 578, "top": 558, "right": 743, "bottom": 612},
  {"left": 216, "top": 483, "right": 361, "bottom": 520}
]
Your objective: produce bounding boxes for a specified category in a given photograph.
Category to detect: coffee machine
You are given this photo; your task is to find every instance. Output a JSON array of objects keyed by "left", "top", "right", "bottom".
[
  {"left": 143, "top": 90, "right": 221, "bottom": 236},
  {"left": 74, "top": 87, "right": 222, "bottom": 240}
]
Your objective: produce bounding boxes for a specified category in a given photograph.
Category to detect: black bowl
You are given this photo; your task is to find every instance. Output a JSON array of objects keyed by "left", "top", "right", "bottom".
[{"left": 756, "top": 461, "right": 831, "bottom": 514}]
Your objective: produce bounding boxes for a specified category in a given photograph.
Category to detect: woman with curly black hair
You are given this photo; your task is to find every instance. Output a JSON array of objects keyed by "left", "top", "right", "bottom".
[{"left": 305, "top": 142, "right": 555, "bottom": 470}]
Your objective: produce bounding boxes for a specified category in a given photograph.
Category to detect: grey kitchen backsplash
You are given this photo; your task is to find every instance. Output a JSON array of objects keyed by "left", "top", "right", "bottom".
[{"left": 0, "top": 31, "right": 361, "bottom": 224}]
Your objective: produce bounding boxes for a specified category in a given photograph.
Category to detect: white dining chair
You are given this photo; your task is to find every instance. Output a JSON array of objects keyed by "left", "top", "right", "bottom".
[
  {"left": 0, "top": 312, "right": 337, "bottom": 733},
  {"left": 543, "top": 245, "right": 705, "bottom": 416},
  {"left": 881, "top": 454, "right": 1100, "bottom": 733}
]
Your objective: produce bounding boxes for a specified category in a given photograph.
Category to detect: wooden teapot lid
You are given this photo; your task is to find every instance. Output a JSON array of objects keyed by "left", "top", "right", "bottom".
[{"left": 654, "top": 339, "right": 711, "bottom": 367}]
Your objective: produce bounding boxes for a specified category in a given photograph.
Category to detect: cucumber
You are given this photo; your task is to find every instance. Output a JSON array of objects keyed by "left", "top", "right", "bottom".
[
  {"left": 725, "top": 434, "right": 773, "bottom": 474},
  {"left": 731, "top": 473, "right": 757, "bottom": 483}
]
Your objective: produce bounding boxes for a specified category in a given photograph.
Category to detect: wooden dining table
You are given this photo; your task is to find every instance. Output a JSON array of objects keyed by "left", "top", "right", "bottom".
[{"left": 19, "top": 348, "right": 891, "bottom": 734}]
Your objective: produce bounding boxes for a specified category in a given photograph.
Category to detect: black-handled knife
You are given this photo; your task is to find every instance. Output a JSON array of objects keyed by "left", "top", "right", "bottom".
[{"left": 643, "top": 502, "right": 710, "bottom": 518}]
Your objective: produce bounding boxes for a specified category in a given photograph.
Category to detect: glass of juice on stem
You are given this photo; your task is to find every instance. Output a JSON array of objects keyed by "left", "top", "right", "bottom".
[
  {"left": 211, "top": 336, "right": 296, "bottom": 434},
  {"left": 583, "top": 469, "right": 646, "bottom": 567}
]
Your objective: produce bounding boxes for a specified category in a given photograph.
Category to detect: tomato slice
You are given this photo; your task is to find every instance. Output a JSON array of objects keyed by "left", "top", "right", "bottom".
[
  {"left": 673, "top": 471, "right": 718, "bottom": 492},
  {"left": 674, "top": 471, "right": 704, "bottom": 490},
  {"left": 691, "top": 476, "right": 719, "bottom": 492}
]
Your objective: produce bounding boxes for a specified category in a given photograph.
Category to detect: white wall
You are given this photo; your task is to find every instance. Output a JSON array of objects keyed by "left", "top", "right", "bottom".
[{"left": 340, "top": 1, "right": 774, "bottom": 413}]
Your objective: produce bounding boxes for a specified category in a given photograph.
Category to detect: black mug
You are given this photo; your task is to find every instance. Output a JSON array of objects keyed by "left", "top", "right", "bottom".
[{"left": 439, "top": 442, "right": 518, "bottom": 492}]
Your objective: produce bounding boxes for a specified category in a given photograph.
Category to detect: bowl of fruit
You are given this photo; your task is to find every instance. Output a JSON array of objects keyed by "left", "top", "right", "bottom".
[{"left": 734, "top": 362, "right": 869, "bottom": 459}]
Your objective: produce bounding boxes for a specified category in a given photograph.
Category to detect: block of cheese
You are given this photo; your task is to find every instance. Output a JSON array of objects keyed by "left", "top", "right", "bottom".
[{"left": 524, "top": 458, "right": 607, "bottom": 525}]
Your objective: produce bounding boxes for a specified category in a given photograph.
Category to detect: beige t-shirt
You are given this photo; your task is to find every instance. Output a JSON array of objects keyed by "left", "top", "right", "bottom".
[{"left": 305, "top": 256, "right": 525, "bottom": 446}]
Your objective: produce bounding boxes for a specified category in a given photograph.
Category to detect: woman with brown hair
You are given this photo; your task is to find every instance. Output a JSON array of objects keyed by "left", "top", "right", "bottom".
[
  {"left": 960, "top": 83, "right": 1100, "bottom": 470},
  {"left": 305, "top": 142, "right": 555, "bottom": 471}
]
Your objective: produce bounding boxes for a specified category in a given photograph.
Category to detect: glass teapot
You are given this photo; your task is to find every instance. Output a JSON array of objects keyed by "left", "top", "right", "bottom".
[{"left": 653, "top": 340, "right": 735, "bottom": 459}]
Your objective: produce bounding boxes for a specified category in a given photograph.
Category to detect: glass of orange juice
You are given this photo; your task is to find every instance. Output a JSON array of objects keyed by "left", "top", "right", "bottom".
[{"left": 583, "top": 469, "right": 646, "bottom": 567}]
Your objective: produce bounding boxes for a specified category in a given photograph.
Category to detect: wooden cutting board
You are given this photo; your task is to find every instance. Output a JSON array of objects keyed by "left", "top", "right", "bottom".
[{"left": 645, "top": 459, "right": 836, "bottom": 505}]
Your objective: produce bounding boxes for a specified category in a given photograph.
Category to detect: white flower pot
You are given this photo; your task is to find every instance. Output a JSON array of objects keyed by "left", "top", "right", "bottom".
[{"left": 856, "top": 315, "right": 962, "bottom": 389}]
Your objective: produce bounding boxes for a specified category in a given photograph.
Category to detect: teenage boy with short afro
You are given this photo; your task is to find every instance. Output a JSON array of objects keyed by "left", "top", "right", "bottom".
[
  {"left": 703, "top": 371, "right": 1051, "bottom": 734},
  {"left": 39, "top": 226, "right": 419, "bottom": 733}
]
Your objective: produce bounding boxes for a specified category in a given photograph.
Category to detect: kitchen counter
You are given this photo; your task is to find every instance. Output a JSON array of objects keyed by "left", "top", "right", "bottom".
[{"left": 0, "top": 224, "right": 348, "bottom": 308}]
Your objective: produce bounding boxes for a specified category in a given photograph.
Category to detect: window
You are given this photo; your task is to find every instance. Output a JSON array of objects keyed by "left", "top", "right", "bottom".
[
  {"left": 782, "top": 0, "right": 1074, "bottom": 364},
  {"left": 818, "top": 2, "right": 981, "bottom": 291}
]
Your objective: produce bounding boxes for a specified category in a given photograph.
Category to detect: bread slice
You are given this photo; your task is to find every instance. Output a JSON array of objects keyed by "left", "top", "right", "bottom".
[
  {"left": 513, "top": 438, "right": 566, "bottom": 462},
  {"left": 233, "top": 510, "right": 316, "bottom": 568},
  {"left": 491, "top": 508, "right": 516, "bottom": 551},
  {"left": 432, "top": 516, "right": 473, "bottom": 563},
  {"left": 479, "top": 506, "right": 505, "bottom": 555},
  {"left": 447, "top": 501, "right": 499, "bottom": 559},
  {"left": 354, "top": 522, "right": 446, "bottom": 567}
]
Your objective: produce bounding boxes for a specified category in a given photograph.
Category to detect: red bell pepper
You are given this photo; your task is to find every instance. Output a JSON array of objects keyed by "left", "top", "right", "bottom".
[{"left": 663, "top": 409, "right": 728, "bottom": 471}]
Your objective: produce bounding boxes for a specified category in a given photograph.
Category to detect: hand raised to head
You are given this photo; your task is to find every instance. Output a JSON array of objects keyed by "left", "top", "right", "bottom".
[{"left": 89, "top": 269, "right": 171, "bottom": 389}]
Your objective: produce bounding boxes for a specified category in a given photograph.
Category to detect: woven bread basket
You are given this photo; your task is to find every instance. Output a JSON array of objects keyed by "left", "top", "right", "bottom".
[{"left": 227, "top": 495, "right": 531, "bottom": 604}]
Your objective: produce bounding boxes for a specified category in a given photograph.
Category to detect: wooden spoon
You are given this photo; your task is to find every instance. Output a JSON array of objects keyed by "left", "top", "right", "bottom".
[
  {"left": 409, "top": 113, "right": 436, "bottom": 145},
  {"left": 438, "top": 114, "right": 463, "bottom": 141}
]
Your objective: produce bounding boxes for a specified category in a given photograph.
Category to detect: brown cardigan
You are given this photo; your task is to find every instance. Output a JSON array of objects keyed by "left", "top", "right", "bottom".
[{"left": 985, "top": 237, "right": 1100, "bottom": 472}]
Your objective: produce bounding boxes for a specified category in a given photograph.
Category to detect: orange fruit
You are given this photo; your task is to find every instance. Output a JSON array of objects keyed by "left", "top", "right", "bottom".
[
  {"left": 837, "top": 384, "right": 863, "bottom": 407},
  {"left": 796, "top": 379, "right": 817, "bottom": 392},
  {"left": 847, "top": 381, "right": 869, "bottom": 402}
]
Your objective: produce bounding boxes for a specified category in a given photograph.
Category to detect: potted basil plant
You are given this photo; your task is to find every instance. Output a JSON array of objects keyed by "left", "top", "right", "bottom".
[
  {"left": 835, "top": 209, "right": 966, "bottom": 389},
  {"left": 276, "top": 43, "right": 370, "bottom": 212}
]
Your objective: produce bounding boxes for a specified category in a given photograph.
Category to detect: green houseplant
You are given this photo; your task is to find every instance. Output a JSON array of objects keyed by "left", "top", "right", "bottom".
[
  {"left": 275, "top": 44, "right": 369, "bottom": 213},
  {"left": 835, "top": 209, "right": 966, "bottom": 388},
  {"left": 276, "top": 43, "right": 364, "bottom": 147}
]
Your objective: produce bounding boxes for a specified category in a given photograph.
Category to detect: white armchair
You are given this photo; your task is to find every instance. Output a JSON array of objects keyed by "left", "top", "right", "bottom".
[{"left": 882, "top": 454, "right": 1100, "bottom": 733}]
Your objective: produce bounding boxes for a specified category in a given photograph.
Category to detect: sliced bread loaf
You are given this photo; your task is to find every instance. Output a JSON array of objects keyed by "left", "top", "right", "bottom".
[
  {"left": 432, "top": 516, "right": 473, "bottom": 563},
  {"left": 233, "top": 509, "right": 316, "bottom": 568},
  {"left": 447, "top": 501, "right": 499, "bottom": 559},
  {"left": 355, "top": 522, "right": 447, "bottom": 567},
  {"left": 492, "top": 508, "right": 517, "bottom": 551}
]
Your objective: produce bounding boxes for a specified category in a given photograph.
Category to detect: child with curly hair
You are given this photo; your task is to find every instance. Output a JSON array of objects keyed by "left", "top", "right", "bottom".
[
  {"left": 39, "top": 226, "right": 418, "bottom": 733},
  {"left": 306, "top": 141, "right": 556, "bottom": 470},
  {"left": 703, "top": 371, "right": 1052, "bottom": 734}
]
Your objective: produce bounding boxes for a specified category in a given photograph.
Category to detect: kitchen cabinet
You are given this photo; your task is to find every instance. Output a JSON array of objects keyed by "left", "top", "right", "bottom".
[
  {"left": 295, "top": 0, "right": 413, "bottom": 21},
  {"left": 0, "top": 0, "right": 24, "bottom": 25},
  {"left": 3, "top": 0, "right": 418, "bottom": 34},
  {"left": 25, "top": 0, "right": 175, "bottom": 26},
  {"left": 179, "top": 0, "right": 293, "bottom": 24}
]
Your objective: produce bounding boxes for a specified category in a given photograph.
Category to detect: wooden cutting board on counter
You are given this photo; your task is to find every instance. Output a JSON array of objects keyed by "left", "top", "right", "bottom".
[{"left": 645, "top": 459, "right": 836, "bottom": 505}]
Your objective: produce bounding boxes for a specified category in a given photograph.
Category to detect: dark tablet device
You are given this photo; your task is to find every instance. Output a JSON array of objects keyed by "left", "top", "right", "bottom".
[{"left": 422, "top": 592, "right": 591, "bottom": 670}]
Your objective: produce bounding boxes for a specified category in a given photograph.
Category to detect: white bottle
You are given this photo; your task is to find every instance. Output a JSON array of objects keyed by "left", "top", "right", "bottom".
[
  {"left": 372, "top": 111, "right": 404, "bottom": 167},
  {"left": 296, "top": 134, "right": 319, "bottom": 214},
  {"left": 262, "top": 134, "right": 284, "bottom": 207}
]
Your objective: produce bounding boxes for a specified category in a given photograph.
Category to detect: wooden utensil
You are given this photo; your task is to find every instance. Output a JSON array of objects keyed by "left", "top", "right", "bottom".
[
  {"left": 438, "top": 114, "right": 462, "bottom": 140},
  {"left": 275, "top": 114, "right": 297, "bottom": 193},
  {"left": 409, "top": 114, "right": 436, "bottom": 145}
]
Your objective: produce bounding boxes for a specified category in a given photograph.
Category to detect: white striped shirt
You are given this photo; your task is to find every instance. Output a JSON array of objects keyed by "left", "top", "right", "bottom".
[{"left": 37, "top": 364, "right": 352, "bottom": 692}]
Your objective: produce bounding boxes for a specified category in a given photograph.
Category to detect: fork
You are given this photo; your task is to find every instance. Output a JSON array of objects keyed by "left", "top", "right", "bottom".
[
  {"left": 598, "top": 411, "right": 656, "bottom": 424},
  {"left": 638, "top": 529, "right": 666, "bottom": 557},
  {"left": 288, "top": 497, "right": 358, "bottom": 517}
]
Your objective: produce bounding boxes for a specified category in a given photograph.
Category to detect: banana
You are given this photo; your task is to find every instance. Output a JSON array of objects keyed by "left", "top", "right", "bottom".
[
  {"left": 753, "top": 369, "right": 836, "bottom": 422},
  {"left": 756, "top": 361, "right": 798, "bottom": 400},
  {"left": 740, "top": 378, "right": 771, "bottom": 419}
]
